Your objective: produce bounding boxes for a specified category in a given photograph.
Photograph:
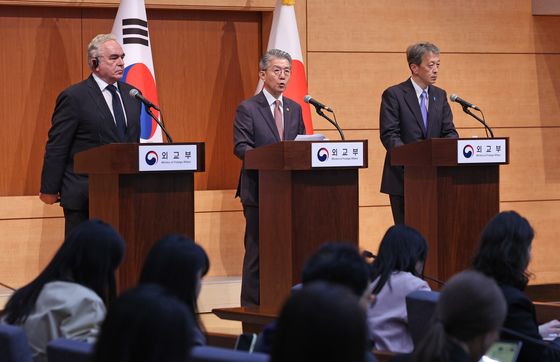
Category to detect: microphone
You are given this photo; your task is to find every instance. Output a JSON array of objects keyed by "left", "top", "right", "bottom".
[
  {"left": 129, "top": 89, "right": 173, "bottom": 143},
  {"left": 304, "top": 95, "right": 333, "bottom": 112},
  {"left": 129, "top": 89, "right": 160, "bottom": 111},
  {"left": 451, "top": 94, "right": 494, "bottom": 138},
  {"left": 450, "top": 94, "right": 480, "bottom": 111}
]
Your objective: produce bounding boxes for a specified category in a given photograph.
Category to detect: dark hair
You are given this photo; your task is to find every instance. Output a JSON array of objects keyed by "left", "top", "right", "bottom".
[
  {"left": 93, "top": 284, "right": 195, "bottom": 362},
  {"left": 1, "top": 219, "right": 124, "bottom": 324},
  {"left": 406, "top": 42, "right": 440, "bottom": 66},
  {"left": 301, "top": 242, "right": 370, "bottom": 297},
  {"left": 370, "top": 225, "right": 428, "bottom": 294},
  {"left": 271, "top": 282, "right": 368, "bottom": 362},
  {"left": 259, "top": 48, "right": 292, "bottom": 71},
  {"left": 139, "top": 234, "right": 209, "bottom": 329},
  {"left": 412, "top": 270, "right": 506, "bottom": 362},
  {"left": 472, "top": 211, "right": 534, "bottom": 289}
]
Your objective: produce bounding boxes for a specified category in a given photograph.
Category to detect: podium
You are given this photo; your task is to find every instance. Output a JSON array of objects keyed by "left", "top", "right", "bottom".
[
  {"left": 245, "top": 140, "right": 368, "bottom": 310},
  {"left": 75, "top": 143, "right": 205, "bottom": 292},
  {"left": 391, "top": 138, "right": 508, "bottom": 283}
]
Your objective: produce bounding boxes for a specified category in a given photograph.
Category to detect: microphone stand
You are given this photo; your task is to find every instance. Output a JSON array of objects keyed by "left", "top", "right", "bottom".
[
  {"left": 0, "top": 280, "right": 15, "bottom": 291},
  {"left": 422, "top": 274, "right": 445, "bottom": 287},
  {"left": 462, "top": 106, "right": 494, "bottom": 138},
  {"left": 501, "top": 326, "right": 560, "bottom": 351},
  {"left": 315, "top": 107, "right": 345, "bottom": 141},
  {"left": 362, "top": 250, "right": 446, "bottom": 287},
  {"left": 145, "top": 106, "right": 173, "bottom": 143}
]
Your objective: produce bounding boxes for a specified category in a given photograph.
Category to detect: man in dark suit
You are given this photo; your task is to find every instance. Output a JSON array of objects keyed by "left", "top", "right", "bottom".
[
  {"left": 39, "top": 34, "right": 141, "bottom": 236},
  {"left": 234, "top": 49, "right": 306, "bottom": 306},
  {"left": 380, "top": 42, "right": 458, "bottom": 224}
]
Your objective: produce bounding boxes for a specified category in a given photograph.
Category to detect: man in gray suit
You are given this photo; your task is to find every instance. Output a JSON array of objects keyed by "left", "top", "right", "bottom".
[
  {"left": 39, "top": 34, "right": 141, "bottom": 236},
  {"left": 234, "top": 49, "right": 306, "bottom": 306},
  {"left": 380, "top": 42, "right": 458, "bottom": 225}
]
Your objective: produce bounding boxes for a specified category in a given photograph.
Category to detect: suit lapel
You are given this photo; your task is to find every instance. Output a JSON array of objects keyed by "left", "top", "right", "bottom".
[
  {"left": 402, "top": 80, "right": 427, "bottom": 136},
  {"left": 283, "top": 99, "right": 293, "bottom": 140},
  {"left": 426, "top": 87, "right": 440, "bottom": 137},
  {"left": 86, "top": 76, "right": 121, "bottom": 141},
  {"left": 256, "top": 92, "right": 281, "bottom": 142}
]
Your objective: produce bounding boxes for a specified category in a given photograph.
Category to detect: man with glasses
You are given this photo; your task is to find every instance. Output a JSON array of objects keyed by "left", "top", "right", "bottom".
[
  {"left": 39, "top": 34, "right": 141, "bottom": 236},
  {"left": 379, "top": 42, "right": 458, "bottom": 225},
  {"left": 234, "top": 48, "right": 306, "bottom": 306}
]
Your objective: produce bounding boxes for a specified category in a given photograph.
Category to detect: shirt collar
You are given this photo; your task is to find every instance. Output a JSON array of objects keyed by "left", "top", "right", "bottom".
[
  {"left": 410, "top": 77, "right": 429, "bottom": 99},
  {"left": 92, "top": 73, "right": 118, "bottom": 92},
  {"left": 262, "top": 87, "right": 283, "bottom": 107}
]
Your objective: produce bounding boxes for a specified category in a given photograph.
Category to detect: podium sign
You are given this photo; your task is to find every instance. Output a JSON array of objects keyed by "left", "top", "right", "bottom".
[
  {"left": 139, "top": 144, "right": 198, "bottom": 171},
  {"left": 457, "top": 139, "right": 507, "bottom": 164},
  {"left": 311, "top": 142, "right": 365, "bottom": 167}
]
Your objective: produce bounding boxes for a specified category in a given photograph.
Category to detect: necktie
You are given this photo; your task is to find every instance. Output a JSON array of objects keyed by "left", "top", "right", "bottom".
[
  {"left": 420, "top": 90, "right": 428, "bottom": 130},
  {"left": 107, "top": 84, "right": 127, "bottom": 141},
  {"left": 274, "top": 100, "right": 284, "bottom": 141}
]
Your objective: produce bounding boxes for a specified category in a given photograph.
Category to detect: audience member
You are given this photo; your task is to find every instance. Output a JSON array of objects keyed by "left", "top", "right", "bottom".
[
  {"left": 472, "top": 210, "right": 560, "bottom": 361},
  {"left": 302, "top": 242, "right": 373, "bottom": 307},
  {"left": 406, "top": 270, "right": 506, "bottom": 362},
  {"left": 92, "top": 284, "right": 195, "bottom": 362},
  {"left": 368, "top": 224, "right": 430, "bottom": 353},
  {"left": 138, "top": 234, "right": 210, "bottom": 345},
  {"left": 271, "top": 282, "right": 369, "bottom": 362},
  {"left": 0, "top": 220, "right": 124, "bottom": 362},
  {"left": 256, "top": 242, "right": 375, "bottom": 361}
]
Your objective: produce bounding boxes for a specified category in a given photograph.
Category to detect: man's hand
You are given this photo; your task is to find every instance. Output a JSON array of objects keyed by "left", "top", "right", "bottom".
[
  {"left": 539, "top": 319, "right": 560, "bottom": 339},
  {"left": 39, "top": 193, "right": 59, "bottom": 205}
]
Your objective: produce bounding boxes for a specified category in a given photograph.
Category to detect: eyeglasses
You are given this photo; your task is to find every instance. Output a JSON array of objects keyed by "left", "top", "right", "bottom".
[{"left": 268, "top": 67, "right": 291, "bottom": 77}]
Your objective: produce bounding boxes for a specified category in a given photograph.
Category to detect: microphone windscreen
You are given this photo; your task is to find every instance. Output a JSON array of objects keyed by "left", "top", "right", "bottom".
[
  {"left": 303, "top": 95, "right": 312, "bottom": 103},
  {"left": 129, "top": 88, "right": 140, "bottom": 98},
  {"left": 450, "top": 94, "right": 458, "bottom": 102}
]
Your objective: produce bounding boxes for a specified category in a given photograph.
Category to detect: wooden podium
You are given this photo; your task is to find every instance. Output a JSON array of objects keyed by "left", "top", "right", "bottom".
[
  {"left": 244, "top": 140, "right": 368, "bottom": 310},
  {"left": 75, "top": 143, "right": 205, "bottom": 292},
  {"left": 391, "top": 138, "right": 508, "bottom": 283}
]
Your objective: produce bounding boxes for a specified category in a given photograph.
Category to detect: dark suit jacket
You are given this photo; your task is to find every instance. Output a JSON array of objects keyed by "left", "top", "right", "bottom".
[
  {"left": 500, "top": 284, "right": 560, "bottom": 362},
  {"left": 40, "top": 75, "right": 141, "bottom": 211},
  {"left": 379, "top": 79, "right": 458, "bottom": 196},
  {"left": 233, "top": 91, "right": 306, "bottom": 207}
]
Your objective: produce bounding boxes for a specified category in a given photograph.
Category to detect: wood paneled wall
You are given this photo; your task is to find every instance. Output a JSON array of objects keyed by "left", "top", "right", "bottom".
[
  {"left": 0, "top": 5, "right": 263, "bottom": 194},
  {"left": 307, "top": 0, "right": 560, "bottom": 284},
  {"left": 1, "top": 0, "right": 559, "bottom": 291},
  {"left": 0, "top": 3, "right": 261, "bottom": 288},
  {"left": 0, "top": 194, "right": 245, "bottom": 288},
  {"left": 0, "top": 0, "right": 273, "bottom": 10}
]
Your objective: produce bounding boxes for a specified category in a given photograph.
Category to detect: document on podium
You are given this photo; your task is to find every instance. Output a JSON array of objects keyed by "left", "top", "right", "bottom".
[{"left": 295, "top": 134, "right": 326, "bottom": 141}]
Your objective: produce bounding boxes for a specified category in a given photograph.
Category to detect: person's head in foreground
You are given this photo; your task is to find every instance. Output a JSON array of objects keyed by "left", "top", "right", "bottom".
[
  {"left": 93, "top": 284, "right": 195, "bottom": 362},
  {"left": 271, "top": 282, "right": 369, "bottom": 362},
  {"left": 412, "top": 270, "right": 507, "bottom": 362}
]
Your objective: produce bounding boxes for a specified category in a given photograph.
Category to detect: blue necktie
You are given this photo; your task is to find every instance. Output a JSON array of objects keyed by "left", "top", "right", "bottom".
[
  {"left": 106, "top": 84, "right": 127, "bottom": 141},
  {"left": 420, "top": 90, "right": 428, "bottom": 130}
]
